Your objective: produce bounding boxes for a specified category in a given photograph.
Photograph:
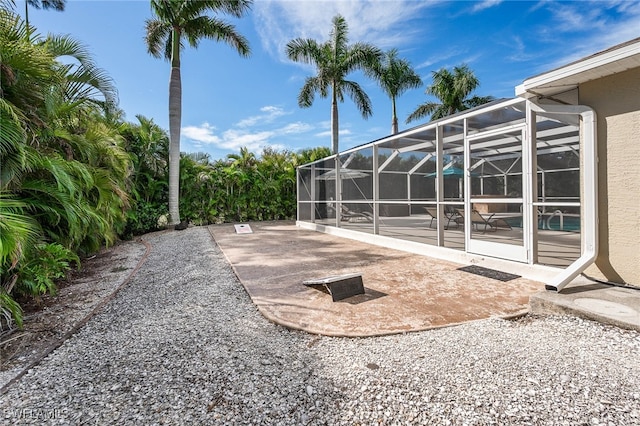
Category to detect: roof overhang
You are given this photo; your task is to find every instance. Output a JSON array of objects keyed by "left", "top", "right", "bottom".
[{"left": 516, "top": 37, "right": 640, "bottom": 99}]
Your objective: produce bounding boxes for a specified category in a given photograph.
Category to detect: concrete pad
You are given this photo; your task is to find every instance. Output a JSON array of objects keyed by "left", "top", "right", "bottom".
[
  {"left": 209, "top": 221, "right": 544, "bottom": 337},
  {"left": 530, "top": 276, "right": 640, "bottom": 331}
]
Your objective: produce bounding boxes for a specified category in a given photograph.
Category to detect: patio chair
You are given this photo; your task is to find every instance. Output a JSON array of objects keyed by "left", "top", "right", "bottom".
[
  {"left": 327, "top": 204, "right": 373, "bottom": 222},
  {"left": 340, "top": 205, "right": 373, "bottom": 222},
  {"left": 455, "top": 209, "right": 512, "bottom": 232},
  {"left": 424, "top": 207, "right": 460, "bottom": 229}
]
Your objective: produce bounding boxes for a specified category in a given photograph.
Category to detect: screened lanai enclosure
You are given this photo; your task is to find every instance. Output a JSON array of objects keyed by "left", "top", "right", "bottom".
[{"left": 297, "top": 98, "right": 596, "bottom": 272}]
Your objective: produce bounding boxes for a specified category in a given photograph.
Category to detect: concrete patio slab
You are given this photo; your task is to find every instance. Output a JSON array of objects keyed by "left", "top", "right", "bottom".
[
  {"left": 530, "top": 276, "right": 640, "bottom": 331},
  {"left": 208, "top": 221, "right": 544, "bottom": 337}
]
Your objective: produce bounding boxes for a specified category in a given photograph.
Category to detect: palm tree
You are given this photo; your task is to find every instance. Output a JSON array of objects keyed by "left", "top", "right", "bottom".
[
  {"left": 24, "top": 0, "right": 65, "bottom": 28},
  {"left": 286, "top": 15, "right": 382, "bottom": 155},
  {"left": 295, "top": 147, "right": 332, "bottom": 166},
  {"left": 227, "top": 146, "right": 257, "bottom": 170},
  {"left": 368, "top": 49, "right": 422, "bottom": 134},
  {"left": 406, "top": 64, "right": 494, "bottom": 123},
  {"left": 1, "top": 1, "right": 15, "bottom": 11},
  {"left": 145, "top": 0, "right": 251, "bottom": 225}
]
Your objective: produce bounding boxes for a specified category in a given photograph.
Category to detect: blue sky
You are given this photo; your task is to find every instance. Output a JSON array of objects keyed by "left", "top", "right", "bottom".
[{"left": 23, "top": 0, "right": 640, "bottom": 161}]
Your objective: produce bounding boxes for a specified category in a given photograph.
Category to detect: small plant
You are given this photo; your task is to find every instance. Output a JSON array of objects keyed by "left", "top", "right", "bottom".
[
  {"left": 122, "top": 201, "right": 168, "bottom": 239},
  {"left": 16, "top": 243, "right": 80, "bottom": 299}
]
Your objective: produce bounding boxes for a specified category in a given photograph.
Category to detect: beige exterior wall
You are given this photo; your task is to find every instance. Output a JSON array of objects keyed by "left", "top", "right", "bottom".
[{"left": 579, "top": 67, "right": 640, "bottom": 285}]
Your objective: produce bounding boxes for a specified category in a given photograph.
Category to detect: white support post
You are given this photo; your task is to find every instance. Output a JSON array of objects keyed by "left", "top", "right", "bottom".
[
  {"left": 297, "top": 167, "right": 301, "bottom": 222},
  {"left": 407, "top": 174, "right": 411, "bottom": 215},
  {"left": 335, "top": 157, "right": 341, "bottom": 228},
  {"left": 373, "top": 145, "right": 380, "bottom": 234},
  {"left": 436, "top": 125, "right": 444, "bottom": 246},
  {"left": 541, "top": 171, "right": 546, "bottom": 213},
  {"left": 463, "top": 119, "right": 471, "bottom": 249},
  {"left": 525, "top": 103, "right": 538, "bottom": 264},
  {"left": 310, "top": 165, "right": 315, "bottom": 223}
]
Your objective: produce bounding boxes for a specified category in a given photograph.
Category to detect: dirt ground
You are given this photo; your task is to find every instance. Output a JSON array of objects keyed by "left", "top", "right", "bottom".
[{"left": 0, "top": 239, "right": 148, "bottom": 389}]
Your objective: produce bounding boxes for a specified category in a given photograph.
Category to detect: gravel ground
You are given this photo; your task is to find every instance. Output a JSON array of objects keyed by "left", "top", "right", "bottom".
[{"left": 1, "top": 226, "right": 639, "bottom": 425}]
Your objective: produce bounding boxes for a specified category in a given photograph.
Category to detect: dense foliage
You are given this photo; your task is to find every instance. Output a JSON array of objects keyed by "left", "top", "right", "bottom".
[
  {"left": 175, "top": 146, "right": 331, "bottom": 226},
  {"left": 0, "top": 9, "right": 130, "bottom": 331}
]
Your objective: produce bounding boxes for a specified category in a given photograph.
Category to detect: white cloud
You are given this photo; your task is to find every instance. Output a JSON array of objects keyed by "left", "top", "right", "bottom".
[
  {"left": 315, "top": 129, "right": 352, "bottom": 138},
  {"left": 281, "top": 122, "right": 314, "bottom": 134},
  {"left": 541, "top": 1, "right": 640, "bottom": 68},
  {"left": 415, "top": 48, "right": 468, "bottom": 70},
  {"left": 182, "top": 110, "right": 315, "bottom": 154},
  {"left": 235, "top": 105, "right": 289, "bottom": 127},
  {"left": 549, "top": 3, "right": 607, "bottom": 32},
  {"left": 253, "top": 0, "right": 437, "bottom": 62},
  {"left": 471, "top": 0, "right": 503, "bottom": 13},
  {"left": 504, "top": 36, "right": 539, "bottom": 62},
  {"left": 182, "top": 122, "right": 221, "bottom": 144},
  {"left": 544, "top": 0, "right": 640, "bottom": 37}
]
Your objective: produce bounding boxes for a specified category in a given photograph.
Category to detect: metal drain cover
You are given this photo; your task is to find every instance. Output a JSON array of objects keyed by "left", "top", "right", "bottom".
[{"left": 457, "top": 265, "right": 520, "bottom": 282}]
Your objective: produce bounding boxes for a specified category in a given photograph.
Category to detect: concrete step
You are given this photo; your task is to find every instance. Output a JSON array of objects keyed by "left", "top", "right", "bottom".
[{"left": 530, "top": 276, "right": 640, "bottom": 331}]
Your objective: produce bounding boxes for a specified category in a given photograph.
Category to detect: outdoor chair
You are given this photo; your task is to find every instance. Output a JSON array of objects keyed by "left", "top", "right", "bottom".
[
  {"left": 454, "top": 209, "right": 512, "bottom": 232},
  {"left": 424, "top": 207, "right": 460, "bottom": 229},
  {"left": 327, "top": 204, "right": 373, "bottom": 222},
  {"left": 340, "top": 205, "right": 373, "bottom": 222}
]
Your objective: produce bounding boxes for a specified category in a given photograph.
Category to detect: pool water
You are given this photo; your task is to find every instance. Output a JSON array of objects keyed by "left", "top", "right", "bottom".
[{"left": 504, "top": 215, "right": 580, "bottom": 232}]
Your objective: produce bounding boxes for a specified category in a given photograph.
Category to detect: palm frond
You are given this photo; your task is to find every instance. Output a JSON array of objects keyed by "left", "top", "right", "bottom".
[
  {"left": 0, "top": 192, "right": 41, "bottom": 267},
  {"left": 1, "top": 1, "right": 16, "bottom": 11},
  {"left": 406, "top": 102, "right": 439, "bottom": 124},
  {"left": 28, "top": 0, "right": 65, "bottom": 11},
  {"left": 298, "top": 77, "right": 323, "bottom": 108},
  {"left": 184, "top": 16, "right": 250, "bottom": 56},
  {"left": 342, "top": 80, "right": 373, "bottom": 119},
  {"left": 329, "top": 15, "right": 349, "bottom": 55},
  {"left": 145, "top": 19, "right": 171, "bottom": 59},
  {"left": 0, "top": 98, "right": 25, "bottom": 158},
  {"left": 409, "top": 64, "right": 491, "bottom": 122},
  {"left": 343, "top": 42, "right": 382, "bottom": 75},
  {"left": 286, "top": 38, "right": 322, "bottom": 65}
]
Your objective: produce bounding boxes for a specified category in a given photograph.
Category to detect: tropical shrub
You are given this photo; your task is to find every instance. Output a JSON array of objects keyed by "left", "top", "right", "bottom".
[
  {"left": 168, "top": 146, "right": 329, "bottom": 226},
  {"left": 119, "top": 115, "right": 169, "bottom": 238},
  {"left": 14, "top": 243, "right": 79, "bottom": 298},
  {"left": 122, "top": 201, "right": 168, "bottom": 239},
  {"left": 0, "top": 9, "right": 130, "bottom": 327}
]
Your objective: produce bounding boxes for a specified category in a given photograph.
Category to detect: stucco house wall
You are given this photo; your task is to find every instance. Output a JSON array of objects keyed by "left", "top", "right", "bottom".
[{"left": 579, "top": 66, "right": 640, "bottom": 285}]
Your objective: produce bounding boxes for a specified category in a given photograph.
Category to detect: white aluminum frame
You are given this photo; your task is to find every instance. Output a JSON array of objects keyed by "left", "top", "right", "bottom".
[
  {"left": 466, "top": 124, "right": 529, "bottom": 262},
  {"left": 295, "top": 98, "right": 596, "bottom": 288}
]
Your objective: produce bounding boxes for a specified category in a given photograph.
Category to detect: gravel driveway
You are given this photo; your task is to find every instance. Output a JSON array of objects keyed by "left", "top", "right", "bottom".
[{"left": 1, "top": 226, "right": 639, "bottom": 425}]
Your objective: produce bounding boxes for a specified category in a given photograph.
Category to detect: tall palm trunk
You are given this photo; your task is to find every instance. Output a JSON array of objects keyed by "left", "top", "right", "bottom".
[
  {"left": 168, "top": 29, "right": 182, "bottom": 224},
  {"left": 331, "top": 82, "right": 339, "bottom": 155},
  {"left": 391, "top": 96, "right": 398, "bottom": 134}
]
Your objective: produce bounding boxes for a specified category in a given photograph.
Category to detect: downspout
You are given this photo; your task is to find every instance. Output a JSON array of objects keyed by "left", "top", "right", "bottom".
[{"left": 529, "top": 102, "right": 598, "bottom": 292}]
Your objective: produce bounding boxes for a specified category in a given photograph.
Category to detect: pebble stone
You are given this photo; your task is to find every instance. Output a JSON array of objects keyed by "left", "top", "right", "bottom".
[{"left": 1, "top": 226, "right": 639, "bottom": 425}]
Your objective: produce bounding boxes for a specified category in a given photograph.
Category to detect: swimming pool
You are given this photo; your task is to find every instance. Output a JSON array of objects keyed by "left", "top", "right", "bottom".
[{"left": 504, "top": 214, "right": 580, "bottom": 232}]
